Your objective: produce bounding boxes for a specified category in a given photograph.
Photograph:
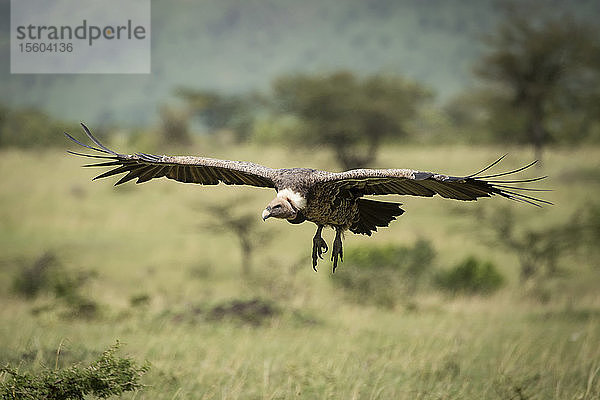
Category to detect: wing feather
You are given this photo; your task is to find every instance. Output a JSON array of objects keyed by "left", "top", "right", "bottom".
[
  {"left": 115, "top": 170, "right": 142, "bottom": 186},
  {"left": 137, "top": 165, "right": 164, "bottom": 183},
  {"left": 66, "top": 124, "right": 276, "bottom": 189},
  {"left": 92, "top": 165, "right": 133, "bottom": 181},
  {"left": 316, "top": 158, "right": 551, "bottom": 207}
]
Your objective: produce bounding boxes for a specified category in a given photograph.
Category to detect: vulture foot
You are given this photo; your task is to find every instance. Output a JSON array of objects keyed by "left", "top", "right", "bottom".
[
  {"left": 331, "top": 229, "right": 344, "bottom": 273},
  {"left": 312, "top": 225, "right": 328, "bottom": 272}
]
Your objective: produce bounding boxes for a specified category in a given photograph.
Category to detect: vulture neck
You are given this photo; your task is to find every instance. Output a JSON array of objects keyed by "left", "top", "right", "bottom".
[{"left": 277, "top": 188, "right": 307, "bottom": 210}]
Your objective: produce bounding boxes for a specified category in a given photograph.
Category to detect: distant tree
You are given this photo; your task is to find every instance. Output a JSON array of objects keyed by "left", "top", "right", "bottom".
[
  {"left": 176, "top": 88, "right": 263, "bottom": 142},
  {"left": 272, "top": 71, "right": 431, "bottom": 169},
  {"left": 475, "top": 206, "right": 591, "bottom": 282},
  {"left": 0, "top": 105, "right": 80, "bottom": 148},
  {"left": 201, "top": 199, "right": 274, "bottom": 276},
  {"left": 443, "top": 89, "right": 497, "bottom": 143},
  {"left": 474, "top": 2, "right": 600, "bottom": 160},
  {"left": 158, "top": 105, "right": 192, "bottom": 146}
]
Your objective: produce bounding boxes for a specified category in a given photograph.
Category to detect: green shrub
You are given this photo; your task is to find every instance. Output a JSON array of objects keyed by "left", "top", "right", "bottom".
[
  {"left": 13, "top": 252, "right": 90, "bottom": 297},
  {"left": 0, "top": 106, "right": 80, "bottom": 148},
  {"left": 436, "top": 256, "right": 504, "bottom": 295},
  {"left": 158, "top": 105, "right": 192, "bottom": 146},
  {"left": 12, "top": 252, "right": 58, "bottom": 298},
  {"left": 476, "top": 205, "right": 596, "bottom": 281},
  {"left": 0, "top": 342, "right": 149, "bottom": 400},
  {"left": 129, "top": 293, "right": 151, "bottom": 308},
  {"left": 12, "top": 252, "right": 99, "bottom": 319},
  {"left": 331, "top": 239, "right": 436, "bottom": 308},
  {"left": 208, "top": 298, "right": 280, "bottom": 326}
]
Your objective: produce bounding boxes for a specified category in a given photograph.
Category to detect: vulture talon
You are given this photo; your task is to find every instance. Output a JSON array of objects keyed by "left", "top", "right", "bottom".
[
  {"left": 317, "top": 239, "right": 328, "bottom": 259},
  {"left": 331, "top": 228, "right": 344, "bottom": 273},
  {"left": 321, "top": 242, "right": 328, "bottom": 254},
  {"left": 311, "top": 225, "right": 326, "bottom": 272},
  {"left": 311, "top": 248, "right": 319, "bottom": 272}
]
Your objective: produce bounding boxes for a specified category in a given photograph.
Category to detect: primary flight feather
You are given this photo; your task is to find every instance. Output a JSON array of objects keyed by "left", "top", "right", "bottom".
[{"left": 66, "top": 124, "right": 550, "bottom": 272}]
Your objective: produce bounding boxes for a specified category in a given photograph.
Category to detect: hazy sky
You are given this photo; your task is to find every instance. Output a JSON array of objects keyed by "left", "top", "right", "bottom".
[{"left": 2, "top": 0, "right": 599, "bottom": 125}]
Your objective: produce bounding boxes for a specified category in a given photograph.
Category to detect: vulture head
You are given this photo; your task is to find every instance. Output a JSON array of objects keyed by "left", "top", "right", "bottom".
[{"left": 262, "top": 197, "right": 297, "bottom": 221}]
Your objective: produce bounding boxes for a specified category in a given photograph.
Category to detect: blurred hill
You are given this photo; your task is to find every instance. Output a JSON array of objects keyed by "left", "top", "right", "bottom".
[{"left": 2, "top": 0, "right": 599, "bottom": 126}]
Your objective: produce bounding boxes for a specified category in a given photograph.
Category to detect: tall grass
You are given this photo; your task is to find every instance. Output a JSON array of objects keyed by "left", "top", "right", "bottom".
[{"left": 0, "top": 144, "right": 598, "bottom": 399}]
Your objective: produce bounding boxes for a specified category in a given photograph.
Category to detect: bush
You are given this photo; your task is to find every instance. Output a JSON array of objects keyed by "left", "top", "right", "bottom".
[
  {"left": 0, "top": 105, "right": 80, "bottom": 148},
  {"left": 331, "top": 239, "right": 436, "bottom": 308},
  {"left": 13, "top": 252, "right": 91, "bottom": 298},
  {"left": 208, "top": 298, "right": 280, "bottom": 326},
  {"left": 436, "top": 256, "right": 504, "bottom": 295},
  {"left": 12, "top": 252, "right": 99, "bottom": 319},
  {"left": 476, "top": 205, "right": 596, "bottom": 281},
  {"left": 0, "top": 342, "right": 149, "bottom": 400},
  {"left": 12, "top": 252, "right": 57, "bottom": 298},
  {"left": 158, "top": 105, "right": 191, "bottom": 146}
]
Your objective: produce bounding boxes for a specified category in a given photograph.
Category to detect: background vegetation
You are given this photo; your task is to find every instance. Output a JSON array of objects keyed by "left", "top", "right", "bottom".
[
  {"left": 1, "top": 142, "right": 598, "bottom": 399},
  {"left": 2, "top": 0, "right": 600, "bottom": 126},
  {"left": 1, "top": 1, "right": 599, "bottom": 398}
]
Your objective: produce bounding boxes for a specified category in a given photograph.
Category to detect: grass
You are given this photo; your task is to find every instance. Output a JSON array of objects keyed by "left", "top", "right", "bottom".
[{"left": 1, "top": 142, "right": 599, "bottom": 399}]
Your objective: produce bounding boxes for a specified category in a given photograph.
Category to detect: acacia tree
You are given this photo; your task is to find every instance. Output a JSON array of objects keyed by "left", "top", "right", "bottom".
[
  {"left": 176, "top": 88, "right": 263, "bottom": 142},
  {"left": 158, "top": 105, "right": 192, "bottom": 146},
  {"left": 474, "top": 3, "right": 600, "bottom": 161},
  {"left": 272, "top": 71, "right": 430, "bottom": 169},
  {"left": 202, "top": 199, "right": 274, "bottom": 276}
]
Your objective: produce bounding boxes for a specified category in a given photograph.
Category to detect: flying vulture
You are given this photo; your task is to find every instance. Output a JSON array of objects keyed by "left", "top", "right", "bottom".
[{"left": 66, "top": 124, "right": 550, "bottom": 272}]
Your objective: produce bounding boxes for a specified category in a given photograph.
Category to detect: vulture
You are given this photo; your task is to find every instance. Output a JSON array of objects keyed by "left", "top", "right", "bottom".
[{"left": 66, "top": 124, "right": 550, "bottom": 272}]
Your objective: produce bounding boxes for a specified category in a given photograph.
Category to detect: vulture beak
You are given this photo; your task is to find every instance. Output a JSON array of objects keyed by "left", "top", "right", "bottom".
[{"left": 261, "top": 207, "right": 271, "bottom": 221}]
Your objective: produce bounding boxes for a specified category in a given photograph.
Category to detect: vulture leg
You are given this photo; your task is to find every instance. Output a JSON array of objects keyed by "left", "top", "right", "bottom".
[
  {"left": 311, "top": 225, "right": 328, "bottom": 272},
  {"left": 331, "top": 228, "right": 344, "bottom": 273}
]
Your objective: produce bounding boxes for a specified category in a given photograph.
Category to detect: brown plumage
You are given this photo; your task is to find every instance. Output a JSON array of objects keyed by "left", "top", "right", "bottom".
[{"left": 67, "top": 124, "right": 551, "bottom": 272}]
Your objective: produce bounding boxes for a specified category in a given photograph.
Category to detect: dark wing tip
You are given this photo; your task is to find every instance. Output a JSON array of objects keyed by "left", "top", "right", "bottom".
[
  {"left": 66, "top": 124, "right": 132, "bottom": 174},
  {"left": 466, "top": 154, "right": 508, "bottom": 178},
  {"left": 64, "top": 130, "right": 103, "bottom": 153},
  {"left": 66, "top": 124, "right": 109, "bottom": 153},
  {"left": 79, "top": 123, "right": 118, "bottom": 155},
  {"left": 467, "top": 157, "right": 551, "bottom": 207},
  {"left": 66, "top": 124, "right": 171, "bottom": 187},
  {"left": 475, "top": 159, "right": 539, "bottom": 180}
]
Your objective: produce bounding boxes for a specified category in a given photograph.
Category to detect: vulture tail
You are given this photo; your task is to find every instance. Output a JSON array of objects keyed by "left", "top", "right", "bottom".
[{"left": 350, "top": 199, "right": 405, "bottom": 236}]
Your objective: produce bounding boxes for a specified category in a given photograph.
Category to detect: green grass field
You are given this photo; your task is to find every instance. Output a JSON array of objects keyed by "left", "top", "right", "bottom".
[{"left": 1, "top": 143, "right": 599, "bottom": 399}]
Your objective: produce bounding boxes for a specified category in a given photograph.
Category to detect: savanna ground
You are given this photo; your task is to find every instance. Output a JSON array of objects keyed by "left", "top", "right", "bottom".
[{"left": 1, "top": 142, "right": 599, "bottom": 399}]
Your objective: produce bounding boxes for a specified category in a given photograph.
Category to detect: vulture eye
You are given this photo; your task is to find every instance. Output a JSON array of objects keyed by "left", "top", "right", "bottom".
[{"left": 273, "top": 204, "right": 282, "bottom": 209}]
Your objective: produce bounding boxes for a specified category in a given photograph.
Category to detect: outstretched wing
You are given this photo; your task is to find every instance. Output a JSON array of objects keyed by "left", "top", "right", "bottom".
[
  {"left": 66, "top": 124, "right": 276, "bottom": 188},
  {"left": 315, "top": 155, "right": 551, "bottom": 207}
]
